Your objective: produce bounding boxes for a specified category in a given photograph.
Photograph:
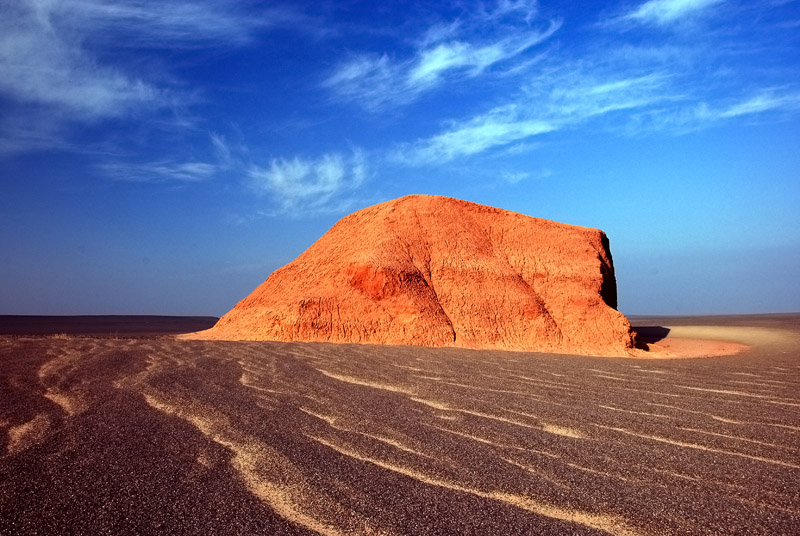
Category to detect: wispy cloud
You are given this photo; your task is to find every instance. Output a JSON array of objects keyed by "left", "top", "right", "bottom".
[
  {"left": 393, "top": 106, "right": 554, "bottom": 165},
  {"left": 95, "top": 130, "right": 237, "bottom": 182},
  {"left": 0, "top": 8, "right": 158, "bottom": 120},
  {"left": 479, "top": 0, "right": 541, "bottom": 22},
  {"left": 248, "top": 150, "right": 368, "bottom": 213},
  {"left": 56, "top": 1, "right": 299, "bottom": 48},
  {"left": 0, "top": 0, "right": 274, "bottom": 119},
  {"left": 717, "top": 91, "right": 800, "bottom": 118},
  {"left": 629, "top": 89, "right": 800, "bottom": 132},
  {"left": 623, "top": 0, "right": 724, "bottom": 25},
  {"left": 0, "top": 112, "right": 72, "bottom": 157},
  {"left": 501, "top": 168, "right": 552, "bottom": 184},
  {"left": 535, "top": 72, "right": 671, "bottom": 120},
  {"left": 100, "top": 160, "right": 220, "bottom": 182},
  {"left": 324, "top": 1, "right": 560, "bottom": 111},
  {"left": 395, "top": 71, "right": 670, "bottom": 164},
  {"left": 209, "top": 132, "right": 234, "bottom": 165},
  {"left": 0, "top": 0, "right": 306, "bottom": 155}
]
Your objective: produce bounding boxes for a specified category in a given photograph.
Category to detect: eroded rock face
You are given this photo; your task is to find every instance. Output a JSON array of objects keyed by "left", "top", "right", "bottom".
[{"left": 190, "top": 195, "right": 635, "bottom": 355}]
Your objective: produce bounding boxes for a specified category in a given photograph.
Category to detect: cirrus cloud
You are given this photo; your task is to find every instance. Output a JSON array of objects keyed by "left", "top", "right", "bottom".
[
  {"left": 324, "top": 2, "right": 561, "bottom": 112},
  {"left": 623, "top": 0, "right": 724, "bottom": 25},
  {"left": 248, "top": 150, "right": 368, "bottom": 213}
]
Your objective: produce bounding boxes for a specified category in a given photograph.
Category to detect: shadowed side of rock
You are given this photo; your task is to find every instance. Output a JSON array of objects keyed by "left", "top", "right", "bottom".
[{"left": 187, "top": 195, "right": 635, "bottom": 356}]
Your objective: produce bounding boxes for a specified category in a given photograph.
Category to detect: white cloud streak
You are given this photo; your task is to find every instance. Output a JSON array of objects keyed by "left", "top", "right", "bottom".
[
  {"left": 502, "top": 168, "right": 552, "bottom": 184},
  {"left": 718, "top": 91, "right": 800, "bottom": 118},
  {"left": 395, "top": 71, "right": 671, "bottom": 164},
  {"left": 394, "top": 106, "right": 554, "bottom": 165},
  {"left": 210, "top": 132, "right": 233, "bottom": 165},
  {"left": 0, "top": 0, "right": 304, "bottom": 155},
  {"left": 0, "top": 0, "right": 276, "bottom": 119},
  {"left": 56, "top": 1, "right": 289, "bottom": 48},
  {"left": 248, "top": 150, "right": 368, "bottom": 212},
  {"left": 324, "top": 1, "right": 560, "bottom": 111},
  {"left": 100, "top": 160, "right": 219, "bottom": 182},
  {"left": 630, "top": 89, "right": 800, "bottom": 132},
  {"left": 625, "top": 0, "right": 724, "bottom": 25},
  {"left": 95, "top": 129, "right": 239, "bottom": 182},
  {"left": 0, "top": 3, "right": 156, "bottom": 118}
]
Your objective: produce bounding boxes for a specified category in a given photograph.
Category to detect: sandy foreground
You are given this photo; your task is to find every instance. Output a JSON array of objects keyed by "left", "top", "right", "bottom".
[{"left": 0, "top": 314, "right": 798, "bottom": 535}]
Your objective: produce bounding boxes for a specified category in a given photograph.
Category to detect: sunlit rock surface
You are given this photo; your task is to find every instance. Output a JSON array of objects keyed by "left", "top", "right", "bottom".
[{"left": 190, "top": 195, "right": 634, "bottom": 355}]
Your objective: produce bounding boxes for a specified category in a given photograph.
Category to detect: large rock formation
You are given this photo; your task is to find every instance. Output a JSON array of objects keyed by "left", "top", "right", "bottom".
[{"left": 189, "top": 195, "right": 635, "bottom": 355}]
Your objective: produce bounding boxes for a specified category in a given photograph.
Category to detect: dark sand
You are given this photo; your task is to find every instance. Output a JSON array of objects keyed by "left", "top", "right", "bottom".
[{"left": 1, "top": 314, "right": 799, "bottom": 535}]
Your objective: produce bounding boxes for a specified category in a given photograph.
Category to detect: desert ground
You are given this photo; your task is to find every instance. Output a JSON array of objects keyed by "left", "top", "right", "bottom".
[{"left": 1, "top": 314, "right": 798, "bottom": 535}]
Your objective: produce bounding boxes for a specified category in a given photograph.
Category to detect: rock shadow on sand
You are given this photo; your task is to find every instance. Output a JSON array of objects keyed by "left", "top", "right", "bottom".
[{"left": 632, "top": 326, "right": 671, "bottom": 351}]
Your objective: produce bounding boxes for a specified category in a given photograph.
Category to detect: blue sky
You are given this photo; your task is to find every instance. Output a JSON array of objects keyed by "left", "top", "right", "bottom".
[{"left": 1, "top": 0, "right": 799, "bottom": 316}]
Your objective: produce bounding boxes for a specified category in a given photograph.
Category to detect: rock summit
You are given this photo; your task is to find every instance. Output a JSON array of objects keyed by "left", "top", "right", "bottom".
[{"left": 189, "top": 195, "right": 635, "bottom": 355}]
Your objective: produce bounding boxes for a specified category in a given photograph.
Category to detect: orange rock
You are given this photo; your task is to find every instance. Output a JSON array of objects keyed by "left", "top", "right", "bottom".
[{"left": 188, "top": 195, "right": 635, "bottom": 355}]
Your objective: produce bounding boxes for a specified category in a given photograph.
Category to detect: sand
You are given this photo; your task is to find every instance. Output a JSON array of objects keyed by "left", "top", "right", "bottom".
[{"left": 1, "top": 313, "right": 799, "bottom": 534}]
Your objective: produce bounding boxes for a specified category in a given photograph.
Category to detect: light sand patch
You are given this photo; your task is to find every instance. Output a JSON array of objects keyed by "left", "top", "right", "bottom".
[
  {"left": 507, "top": 411, "right": 586, "bottom": 438},
  {"left": 598, "top": 405, "right": 672, "bottom": 419},
  {"left": 299, "top": 407, "right": 338, "bottom": 426},
  {"left": 37, "top": 351, "right": 72, "bottom": 380},
  {"left": 562, "top": 460, "right": 632, "bottom": 483},
  {"left": 588, "top": 369, "right": 626, "bottom": 377},
  {"left": 541, "top": 423, "right": 584, "bottom": 439},
  {"left": 414, "top": 401, "right": 583, "bottom": 439},
  {"left": 633, "top": 325, "right": 798, "bottom": 359},
  {"left": 37, "top": 348, "right": 91, "bottom": 417},
  {"left": 650, "top": 468, "right": 800, "bottom": 515},
  {"left": 617, "top": 386, "right": 681, "bottom": 398},
  {"left": 299, "top": 406, "right": 431, "bottom": 458},
  {"left": 596, "top": 424, "right": 800, "bottom": 469},
  {"left": 677, "top": 385, "right": 767, "bottom": 398},
  {"left": 651, "top": 468, "right": 700, "bottom": 483},
  {"left": 239, "top": 372, "right": 285, "bottom": 395},
  {"left": 430, "top": 425, "right": 538, "bottom": 454},
  {"left": 668, "top": 326, "right": 789, "bottom": 345},
  {"left": 316, "top": 369, "right": 414, "bottom": 395},
  {"left": 634, "top": 338, "right": 748, "bottom": 358},
  {"left": 593, "top": 374, "right": 627, "bottom": 382},
  {"left": 678, "top": 427, "right": 797, "bottom": 450},
  {"left": 511, "top": 375, "right": 574, "bottom": 389},
  {"left": 711, "top": 415, "right": 742, "bottom": 424},
  {"left": 411, "top": 397, "right": 453, "bottom": 411},
  {"left": 196, "top": 452, "right": 214, "bottom": 468},
  {"left": 391, "top": 364, "right": 425, "bottom": 372},
  {"left": 7, "top": 414, "right": 50, "bottom": 455},
  {"left": 768, "top": 423, "right": 800, "bottom": 431},
  {"left": 356, "top": 432, "right": 431, "bottom": 458},
  {"left": 500, "top": 457, "right": 570, "bottom": 490},
  {"left": 307, "top": 434, "right": 640, "bottom": 536},
  {"left": 505, "top": 408, "right": 538, "bottom": 419},
  {"left": 648, "top": 403, "right": 800, "bottom": 430},
  {"left": 727, "top": 380, "right": 783, "bottom": 389},
  {"left": 142, "top": 394, "right": 355, "bottom": 536},
  {"left": 440, "top": 380, "right": 541, "bottom": 397},
  {"left": 766, "top": 400, "right": 800, "bottom": 408},
  {"left": 458, "top": 409, "right": 539, "bottom": 429},
  {"left": 733, "top": 377, "right": 789, "bottom": 385},
  {"left": 44, "top": 390, "right": 87, "bottom": 416}
]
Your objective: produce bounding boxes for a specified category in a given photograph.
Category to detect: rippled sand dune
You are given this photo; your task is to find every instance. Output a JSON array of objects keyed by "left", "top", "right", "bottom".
[{"left": 1, "top": 315, "right": 799, "bottom": 535}]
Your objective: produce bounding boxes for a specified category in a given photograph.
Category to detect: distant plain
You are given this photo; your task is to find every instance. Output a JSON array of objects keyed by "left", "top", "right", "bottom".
[{"left": 1, "top": 314, "right": 799, "bottom": 535}]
